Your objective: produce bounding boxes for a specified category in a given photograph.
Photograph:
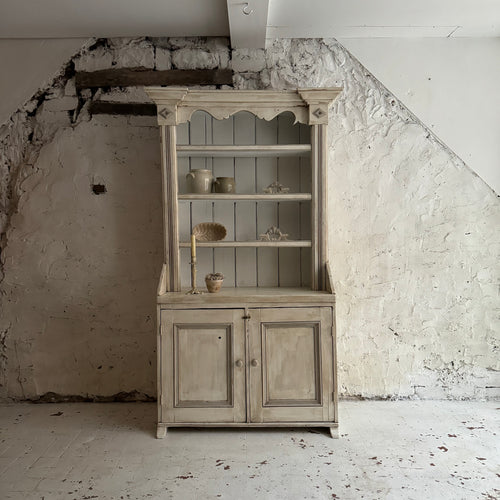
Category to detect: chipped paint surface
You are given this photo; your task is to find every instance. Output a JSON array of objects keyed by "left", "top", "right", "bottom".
[
  {"left": 0, "top": 38, "right": 499, "bottom": 400},
  {"left": 0, "top": 401, "right": 498, "bottom": 498}
]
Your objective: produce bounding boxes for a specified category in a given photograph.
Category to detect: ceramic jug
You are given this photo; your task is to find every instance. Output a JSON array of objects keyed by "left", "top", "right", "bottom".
[
  {"left": 214, "top": 177, "right": 236, "bottom": 193},
  {"left": 186, "top": 169, "right": 214, "bottom": 194}
]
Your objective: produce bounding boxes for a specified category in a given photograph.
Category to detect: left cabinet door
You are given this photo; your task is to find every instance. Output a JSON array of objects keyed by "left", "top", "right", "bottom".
[{"left": 160, "top": 309, "right": 246, "bottom": 423}]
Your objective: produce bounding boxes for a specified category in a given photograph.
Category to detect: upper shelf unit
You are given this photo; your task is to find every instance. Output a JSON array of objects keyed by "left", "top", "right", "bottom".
[
  {"left": 144, "top": 87, "right": 342, "bottom": 292},
  {"left": 176, "top": 145, "right": 311, "bottom": 158}
]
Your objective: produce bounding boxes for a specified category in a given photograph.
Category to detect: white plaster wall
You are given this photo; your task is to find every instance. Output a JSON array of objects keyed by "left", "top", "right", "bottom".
[
  {"left": 0, "top": 38, "right": 498, "bottom": 400},
  {"left": 339, "top": 37, "right": 500, "bottom": 194},
  {"left": 1, "top": 118, "right": 162, "bottom": 398},
  {"left": 0, "top": 39, "right": 89, "bottom": 127}
]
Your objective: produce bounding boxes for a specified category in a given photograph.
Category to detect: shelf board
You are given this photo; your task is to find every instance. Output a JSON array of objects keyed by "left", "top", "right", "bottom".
[
  {"left": 178, "top": 193, "right": 312, "bottom": 201},
  {"left": 176, "top": 144, "right": 311, "bottom": 157},
  {"left": 158, "top": 287, "right": 335, "bottom": 306},
  {"left": 179, "top": 240, "right": 312, "bottom": 248}
]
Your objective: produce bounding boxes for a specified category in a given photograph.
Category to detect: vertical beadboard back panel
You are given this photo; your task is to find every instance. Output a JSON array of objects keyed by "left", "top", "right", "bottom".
[{"left": 178, "top": 111, "right": 312, "bottom": 288}]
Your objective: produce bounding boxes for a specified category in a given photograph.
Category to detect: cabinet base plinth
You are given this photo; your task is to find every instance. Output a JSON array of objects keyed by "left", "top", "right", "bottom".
[
  {"left": 156, "top": 424, "right": 168, "bottom": 439},
  {"left": 156, "top": 422, "right": 340, "bottom": 438},
  {"left": 329, "top": 426, "right": 339, "bottom": 439}
]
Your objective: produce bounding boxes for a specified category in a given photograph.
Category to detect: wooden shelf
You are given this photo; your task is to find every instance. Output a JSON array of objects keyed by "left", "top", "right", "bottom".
[
  {"left": 176, "top": 144, "right": 311, "bottom": 157},
  {"left": 179, "top": 240, "right": 311, "bottom": 248},
  {"left": 178, "top": 193, "right": 312, "bottom": 201},
  {"left": 158, "top": 287, "right": 334, "bottom": 307}
]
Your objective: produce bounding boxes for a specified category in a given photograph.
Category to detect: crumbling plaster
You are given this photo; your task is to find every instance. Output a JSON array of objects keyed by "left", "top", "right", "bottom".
[{"left": 0, "top": 37, "right": 498, "bottom": 401}]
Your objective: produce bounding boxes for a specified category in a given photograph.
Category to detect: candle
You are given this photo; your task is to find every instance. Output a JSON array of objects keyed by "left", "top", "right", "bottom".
[{"left": 191, "top": 234, "right": 196, "bottom": 259}]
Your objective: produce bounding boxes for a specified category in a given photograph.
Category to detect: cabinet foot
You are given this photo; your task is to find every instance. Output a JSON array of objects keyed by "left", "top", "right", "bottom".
[
  {"left": 157, "top": 424, "right": 168, "bottom": 439},
  {"left": 329, "top": 426, "right": 339, "bottom": 439}
]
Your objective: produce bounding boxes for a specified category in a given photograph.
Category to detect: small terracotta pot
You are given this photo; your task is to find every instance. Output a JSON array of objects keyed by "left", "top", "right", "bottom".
[{"left": 205, "top": 279, "right": 223, "bottom": 293}]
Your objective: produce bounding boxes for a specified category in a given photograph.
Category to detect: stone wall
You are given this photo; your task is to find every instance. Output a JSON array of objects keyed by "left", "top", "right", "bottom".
[{"left": 0, "top": 37, "right": 498, "bottom": 401}]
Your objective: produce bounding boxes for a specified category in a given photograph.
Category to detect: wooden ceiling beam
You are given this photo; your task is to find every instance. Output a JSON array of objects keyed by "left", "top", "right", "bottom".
[
  {"left": 89, "top": 101, "right": 156, "bottom": 116},
  {"left": 75, "top": 68, "right": 233, "bottom": 89}
]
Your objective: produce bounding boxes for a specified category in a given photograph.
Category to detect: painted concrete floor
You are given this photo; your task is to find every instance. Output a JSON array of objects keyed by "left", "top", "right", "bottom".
[{"left": 0, "top": 401, "right": 498, "bottom": 500}]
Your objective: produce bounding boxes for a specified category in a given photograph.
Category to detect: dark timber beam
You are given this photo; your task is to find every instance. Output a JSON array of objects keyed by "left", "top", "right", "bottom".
[
  {"left": 75, "top": 68, "right": 233, "bottom": 89},
  {"left": 90, "top": 101, "right": 157, "bottom": 116}
]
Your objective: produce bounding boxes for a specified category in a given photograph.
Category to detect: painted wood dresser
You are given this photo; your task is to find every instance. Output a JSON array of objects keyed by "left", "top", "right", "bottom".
[{"left": 145, "top": 88, "right": 342, "bottom": 438}]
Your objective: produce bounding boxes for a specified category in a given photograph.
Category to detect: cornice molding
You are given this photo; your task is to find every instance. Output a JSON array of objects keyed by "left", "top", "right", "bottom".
[{"left": 145, "top": 87, "right": 342, "bottom": 125}]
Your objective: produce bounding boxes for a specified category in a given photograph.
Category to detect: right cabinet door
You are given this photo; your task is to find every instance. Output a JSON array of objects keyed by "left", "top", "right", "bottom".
[{"left": 248, "top": 307, "right": 334, "bottom": 423}]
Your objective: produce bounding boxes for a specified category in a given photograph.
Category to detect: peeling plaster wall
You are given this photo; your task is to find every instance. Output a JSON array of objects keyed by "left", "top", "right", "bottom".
[{"left": 0, "top": 37, "right": 498, "bottom": 401}]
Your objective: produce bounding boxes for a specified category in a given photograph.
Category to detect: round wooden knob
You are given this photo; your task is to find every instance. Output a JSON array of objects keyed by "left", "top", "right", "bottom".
[
  {"left": 235, "top": 359, "right": 244, "bottom": 367},
  {"left": 251, "top": 359, "right": 259, "bottom": 367}
]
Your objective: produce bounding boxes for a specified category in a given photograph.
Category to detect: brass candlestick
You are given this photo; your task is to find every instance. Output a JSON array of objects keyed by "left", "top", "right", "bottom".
[
  {"left": 186, "top": 233, "right": 203, "bottom": 295},
  {"left": 186, "top": 256, "right": 203, "bottom": 295}
]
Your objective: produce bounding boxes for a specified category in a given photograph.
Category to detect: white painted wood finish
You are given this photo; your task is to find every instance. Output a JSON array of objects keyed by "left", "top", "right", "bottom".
[
  {"left": 248, "top": 307, "right": 334, "bottom": 423},
  {"left": 161, "top": 125, "right": 180, "bottom": 292},
  {"left": 177, "top": 144, "right": 311, "bottom": 157},
  {"left": 157, "top": 287, "right": 336, "bottom": 307},
  {"left": 161, "top": 309, "right": 246, "bottom": 423},
  {"left": 145, "top": 88, "right": 341, "bottom": 126},
  {"left": 159, "top": 306, "right": 335, "bottom": 426},
  {"left": 178, "top": 194, "right": 312, "bottom": 200},
  {"left": 178, "top": 241, "right": 311, "bottom": 248},
  {"left": 146, "top": 88, "right": 341, "bottom": 437}
]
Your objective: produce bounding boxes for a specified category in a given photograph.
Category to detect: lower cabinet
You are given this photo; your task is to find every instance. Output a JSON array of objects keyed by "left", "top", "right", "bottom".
[{"left": 158, "top": 305, "right": 336, "bottom": 436}]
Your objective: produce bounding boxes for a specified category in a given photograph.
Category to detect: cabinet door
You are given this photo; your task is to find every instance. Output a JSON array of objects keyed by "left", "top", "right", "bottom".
[
  {"left": 160, "top": 309, "right": 246, "bottom": 423},
  {"left": 248, "top": 307, "right": 334, "bottom": 423}
]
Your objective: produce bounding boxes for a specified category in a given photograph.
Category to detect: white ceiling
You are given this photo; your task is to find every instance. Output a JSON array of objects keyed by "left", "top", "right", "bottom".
[
  {"left": 0, "top": 0, "right": 228, "bottom": 38},
  {"left": 0, "top": 0, "right": 498, "bottom": 45},
  {"left": 268, "top": 0, "right": 500, "bottom": 38}
]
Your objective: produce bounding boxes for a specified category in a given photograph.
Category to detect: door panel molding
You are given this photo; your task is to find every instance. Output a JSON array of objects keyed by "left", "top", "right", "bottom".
[
  {"left": 249, "top": 307, "right": 333, "bottom": 423},
  {"left": 161, "top": 309, "right": 246, "bottom": 423},
  {"left": 174, "top": 323, "right": 233, "bottom": 408},
  {"left": 261, "top": 321, "right": 322, "bottom": 407}
]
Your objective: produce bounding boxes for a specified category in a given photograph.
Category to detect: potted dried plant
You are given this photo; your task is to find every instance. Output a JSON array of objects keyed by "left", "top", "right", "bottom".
[{"left": 205, "top": 273, "right": 224, "bottom": 293}]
